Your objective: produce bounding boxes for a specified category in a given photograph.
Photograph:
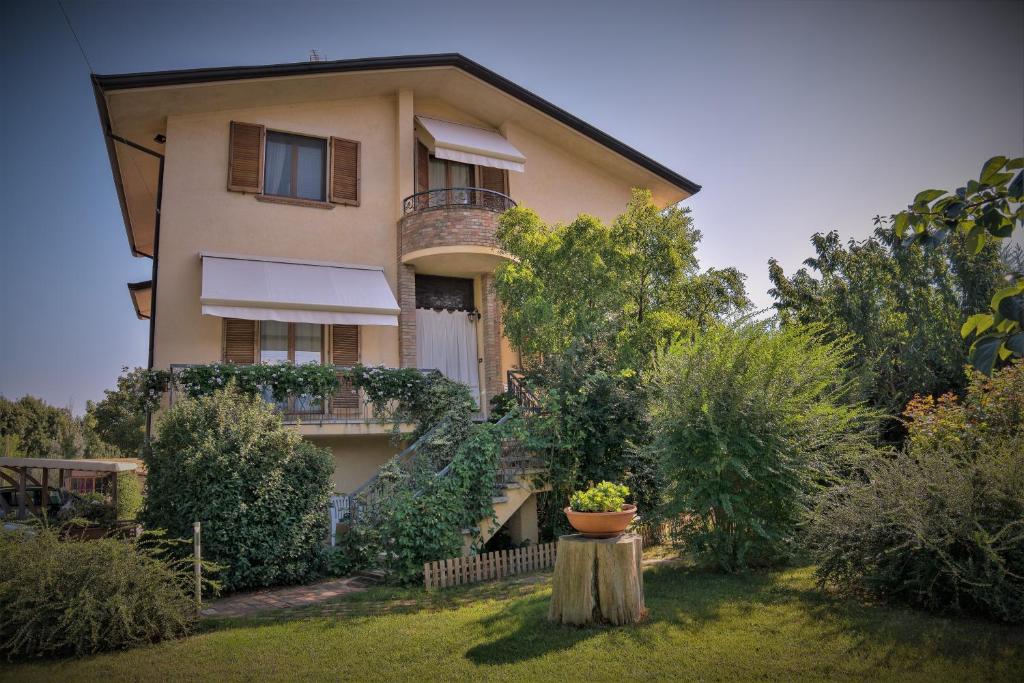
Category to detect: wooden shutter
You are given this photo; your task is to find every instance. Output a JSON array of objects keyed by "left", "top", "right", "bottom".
[
  {"left": 478, "top": 166, "right": 506, "bottom": 194},
  {"left": 329, "top": 137, "right": 360, "bottom": 205},
  {"left": 227, "top": 122, "right": 265, "bottom": 193},
  {"left": 416, "top": 142, "right": 430, "bottom": 194},
  {"left": 222, "top": 318, "right": 257, "bottom": 364},
  {"left": 331, "top": 325, "right": 360, "bottom": 412},
  {"left": 478, "top": 165, "right": 507, "bottom": 210}
]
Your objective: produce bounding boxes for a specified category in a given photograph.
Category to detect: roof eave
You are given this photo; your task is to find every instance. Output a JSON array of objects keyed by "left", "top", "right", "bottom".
[{"left": 93, "top": 53, "right": 701, "bottom": 197}]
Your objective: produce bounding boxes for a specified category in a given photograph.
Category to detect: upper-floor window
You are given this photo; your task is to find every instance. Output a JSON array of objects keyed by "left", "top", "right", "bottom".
[
  {"left": 259, "top": 320, "right": 323, "bottom": 365},
  {"left": 228, "top": 121, "right": 360, "bottom": 207},
  {"left": 428, "top": 155, "right": 474, "bottom": 190},
  {"left": 264, "top": 131, "right": 327, "bottom": 202}
]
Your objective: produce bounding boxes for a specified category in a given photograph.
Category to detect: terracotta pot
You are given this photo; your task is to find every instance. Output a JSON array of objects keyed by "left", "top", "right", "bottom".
[{"left": 564, "top": 503, "right": 637, "bottom": 539}]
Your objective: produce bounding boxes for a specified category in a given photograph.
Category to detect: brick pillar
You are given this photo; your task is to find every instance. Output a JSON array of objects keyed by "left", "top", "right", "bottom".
[
  {"left": 398, "top": 263, "right": 417, "bottom": 368},
  {"left": 480, "top": 273, "right": 503, "bottom": 410}
]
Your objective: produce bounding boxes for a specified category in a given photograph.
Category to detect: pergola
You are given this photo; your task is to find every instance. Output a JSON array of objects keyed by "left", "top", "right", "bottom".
[{"left": 0, "top": 457, "right": 139, "bottom": 521}]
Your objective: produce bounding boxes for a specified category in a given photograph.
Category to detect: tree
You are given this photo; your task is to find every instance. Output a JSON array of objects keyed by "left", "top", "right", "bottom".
[
  {"left": 87, "top": 367, "right": 167, "bottom": 457},
  {"left": 889, "top": 156, "right": 1023, "bottom": 373},
  {"left": 496, "top": 188, "right": 748, "bottom": 366},
  {"left": 0, "top": 395, "right": 78, "bottom": 457},
  {"left": 495, "top": 189, "right": 749, "bottom": 536},
  {"left": 769, "top": 225, "right": 1006, "bottom": 435}
]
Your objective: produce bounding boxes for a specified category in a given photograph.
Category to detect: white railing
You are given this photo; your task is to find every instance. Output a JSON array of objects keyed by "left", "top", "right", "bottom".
[{"left": 328, "top": 494, "right": 351, "bottom": 546}]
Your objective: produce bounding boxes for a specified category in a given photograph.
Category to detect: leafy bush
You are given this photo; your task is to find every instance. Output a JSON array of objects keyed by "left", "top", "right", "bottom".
[
  {"left": 143, "top": 385, "right": 334, "bottom": 593},
  {"left": 569, "top": 482, "right": 630, "bottom": 512},
  {"left": 0, "top": 528, "right": 195, "bottom": 659},
  {"left": 115, "top": 472, "right": 144, "bottom": 521},
  {"left": 57, "top": 492, "right": 113, "bottom": 526},
  {"left": 174, "top": 363, "right": 338, "bottom": 404},
  {"left": 809, "top": 361, "right": 1024, "bottom": 622},
  {"left": 649, "top": 320, "right": 875, "bottom": 572}
]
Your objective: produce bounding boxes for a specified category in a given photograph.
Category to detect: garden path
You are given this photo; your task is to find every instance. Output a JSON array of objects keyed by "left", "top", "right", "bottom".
[{"left": 199, "top": 576, "right": 374, "bottom": 618}]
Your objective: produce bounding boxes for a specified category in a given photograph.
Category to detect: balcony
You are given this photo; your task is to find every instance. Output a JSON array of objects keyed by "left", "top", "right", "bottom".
[
  {"left": 399, "top": 188, "right": 516, "bottom": 276},
  {"left": 166, "top": 364, "right": 409, "bottom": 437}
]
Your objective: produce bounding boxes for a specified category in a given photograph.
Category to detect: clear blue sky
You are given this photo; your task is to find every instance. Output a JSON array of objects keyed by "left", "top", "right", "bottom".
[{"left": 1, "top": 0, "right": 1022, "bottom": 413}]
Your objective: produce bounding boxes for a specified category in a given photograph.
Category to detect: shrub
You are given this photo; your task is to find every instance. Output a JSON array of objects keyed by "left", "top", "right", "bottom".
[
  {"left": 649, "top": 320, "right": 874, "bottom": 572},
  {"left": 569, "top": 482, "right": 630, "bottom": 512},
  {"left": 0, "top": 528, "right": 195, "bottom": 659},
  {"left": 809, "top": 361, "right": 1024, "bottom": 622},
  {"left": 143, "top": 385, "right": 334, "bottom": 593}
]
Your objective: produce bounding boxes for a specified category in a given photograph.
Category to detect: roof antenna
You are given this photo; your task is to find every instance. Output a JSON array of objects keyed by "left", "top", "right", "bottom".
[{"left": 309, "top": 49, "right": 323, "bottom": 63}]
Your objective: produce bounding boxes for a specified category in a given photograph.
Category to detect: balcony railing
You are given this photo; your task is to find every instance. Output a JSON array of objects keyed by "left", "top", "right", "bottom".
[
  {"left": 402, "top": 187, "right": 516, "bottom": 215},
  {"left": 167, "top": 364, "right": 387, "bottom": 425}
]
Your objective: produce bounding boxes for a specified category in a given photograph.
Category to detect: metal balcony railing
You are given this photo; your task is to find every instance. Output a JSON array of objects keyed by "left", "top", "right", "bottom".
[
  {"left": 402, "top": 187, "right": 516, "bottom": 215},
  {"left": 167, "top": 364, "right": 394, "bottom": 425}
]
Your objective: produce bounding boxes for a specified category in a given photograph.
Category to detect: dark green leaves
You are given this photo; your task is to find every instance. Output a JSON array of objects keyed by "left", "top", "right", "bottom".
[{"left": 969, "top": 335, "right": 1003, "bottom": 375}]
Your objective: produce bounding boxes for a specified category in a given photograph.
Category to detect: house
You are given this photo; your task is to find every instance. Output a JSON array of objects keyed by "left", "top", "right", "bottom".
[{"left": 93, "top": 53, "right": 699, "bottom": 546}]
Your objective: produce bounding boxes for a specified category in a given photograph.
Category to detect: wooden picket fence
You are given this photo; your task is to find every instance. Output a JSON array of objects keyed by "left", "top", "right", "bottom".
[{"left": 423, "top": 542, "right": 558, "bottom": 590}]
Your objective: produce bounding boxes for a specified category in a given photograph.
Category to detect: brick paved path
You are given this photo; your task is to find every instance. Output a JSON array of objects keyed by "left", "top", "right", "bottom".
[{"left": 200, "top": 576, "right": 373, "bottom": 618}]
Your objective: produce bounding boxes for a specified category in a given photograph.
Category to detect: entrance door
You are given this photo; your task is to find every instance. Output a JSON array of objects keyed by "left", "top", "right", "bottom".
[{"left": 414, "top": 275, "right": 481, "bottom": 404}]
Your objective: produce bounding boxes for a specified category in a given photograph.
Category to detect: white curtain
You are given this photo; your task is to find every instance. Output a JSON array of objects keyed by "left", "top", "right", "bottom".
[
  {"left": 264, "top": 137, "right": 289, "bottom": 196},
  {"left": 416, "top": 308, "right": 480, "bottom": 403}
]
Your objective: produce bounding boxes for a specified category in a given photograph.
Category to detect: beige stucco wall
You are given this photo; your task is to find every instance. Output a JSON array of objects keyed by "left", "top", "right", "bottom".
[
  {"left": 315, "top": 435, "right": 399, "bottom": 494},
  {"left": 503, "top": 122, "right": 634, "bottom": 225},
  {"left": 155, "top": 95, "right": 401, "bottom": 371}
]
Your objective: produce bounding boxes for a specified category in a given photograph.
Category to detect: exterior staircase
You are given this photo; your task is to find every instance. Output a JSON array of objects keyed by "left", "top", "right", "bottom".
[
  {"left": 461, "top": 437, "right": 548, "bottom": 552},
  {"left": 341, "top": 372, "right": 545, "bottom": 557}
]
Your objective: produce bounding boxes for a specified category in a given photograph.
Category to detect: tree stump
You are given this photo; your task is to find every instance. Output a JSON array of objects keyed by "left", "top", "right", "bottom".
[{"left": 548, "top": 533, "right": 645, "bottom": 626}]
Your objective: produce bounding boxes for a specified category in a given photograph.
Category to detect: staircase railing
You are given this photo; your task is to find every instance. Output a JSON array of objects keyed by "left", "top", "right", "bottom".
[
  {"left": 344, "top": 373, "right": 543, "bottom": 524},
  {"left": 506, "top": 370, "right": 541, "bottom": 415}
]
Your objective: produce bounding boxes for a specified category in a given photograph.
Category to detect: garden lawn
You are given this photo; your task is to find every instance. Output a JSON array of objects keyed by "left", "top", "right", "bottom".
[{"left": 4, "top": 563, "right": 1022, "bottom": 682}]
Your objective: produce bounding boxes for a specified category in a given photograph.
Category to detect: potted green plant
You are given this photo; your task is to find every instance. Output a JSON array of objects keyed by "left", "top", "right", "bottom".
[{"left": 564, "top": 482, "right": 637, "bottom": 538}]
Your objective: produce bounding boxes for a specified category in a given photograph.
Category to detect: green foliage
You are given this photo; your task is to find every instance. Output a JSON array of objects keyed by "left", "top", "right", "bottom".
[
  {"left": 496, "top": 188, "right": 748, "bottom": 364},
  {"left": 87, "top": 367, "right": 170, "bottom": 456},
  {"left": 346, "top": 364, "right": 476, "bottom": 439},
  {"left": 116, "top": 472, "right": 143, "bottom": 521},
  {"left": 889, "top": 156, "right": 1024, "bottom": 373},
  {"left": 648, "top": 320, "right": 875, "bottom": 572},
  {"left": 57, "top": 492, "right": 113, "bottom": 526},
  {"left": 0, "top": 528, "right": 196, "bottom": 659},
  {"left": 143, "top": 385, "right": 334, "bottom": 593},
  {"left": 809, "top": 361, "right": 1024, "bottom": 623},
  {"left": 519, "top": 341, "right": 664, "bottom": 538},
  {"left": 0, "top": 395, "right": 80, "bottom": 457},
  {"left": 769, "top": 225, "right": 1006, "bottom": 435},
  {"left": 174, "top": 362, "right": 338, "bottom": 404},
  {"left": 569, "top": 481, "right": 629, "bottom": 512}
]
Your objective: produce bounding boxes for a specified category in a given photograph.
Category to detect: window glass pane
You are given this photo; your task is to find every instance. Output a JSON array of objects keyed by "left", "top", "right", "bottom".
[
  {"left": 294, "top": 323, "right": 322, "bottom": 365},
  {"left": 264, "top": 131, "right": 326, "bottom": 200},
  {"left": 264, "top": 133, "right": 294, "bottom": 197},
  {"left": 260, "top": 320, "right": 289, "bottom": 364},
  {"left": 295, "top": 137, "right": 326, "bottom": 201}
]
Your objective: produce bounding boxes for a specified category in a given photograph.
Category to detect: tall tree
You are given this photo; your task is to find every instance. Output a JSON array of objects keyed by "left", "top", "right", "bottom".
[
  {"left": 496, "top": 188, "right": 748, "bottom": 367},
  {"left": 769, "top": 225, "right": 1005, "bottom": 433}
]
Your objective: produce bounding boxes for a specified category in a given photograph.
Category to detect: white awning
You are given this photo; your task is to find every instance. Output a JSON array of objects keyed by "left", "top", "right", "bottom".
[
  {"left": 415, "top": 116, "right": 526, "bottom": 173},
  {"left": 200, "top": 253, "right": 400, "bottom": 326}
]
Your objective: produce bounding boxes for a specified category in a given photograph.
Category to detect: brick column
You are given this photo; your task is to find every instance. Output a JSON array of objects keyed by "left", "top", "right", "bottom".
[
  {"left": 398, "top": 263, "right": 417, "bottom": 368},
  {"left": 480, "top": 273, "right": 503, "bottom": 409}
]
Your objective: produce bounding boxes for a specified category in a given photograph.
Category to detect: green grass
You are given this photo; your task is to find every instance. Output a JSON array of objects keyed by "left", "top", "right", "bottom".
[{"left": 4, "top": 563, "right": 1022, "bottom": 682}]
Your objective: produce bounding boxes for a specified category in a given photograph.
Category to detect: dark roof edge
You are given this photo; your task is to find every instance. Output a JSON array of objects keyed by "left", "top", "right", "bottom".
[
  {"left": 126, "top": 280, "right": 152, "bottom": 320},
  {"left": 94, "top": 53, "right": 701, "bottom": 196},
  {"left": 93, "top": 75, "right": 149, "bottom": 258}
]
